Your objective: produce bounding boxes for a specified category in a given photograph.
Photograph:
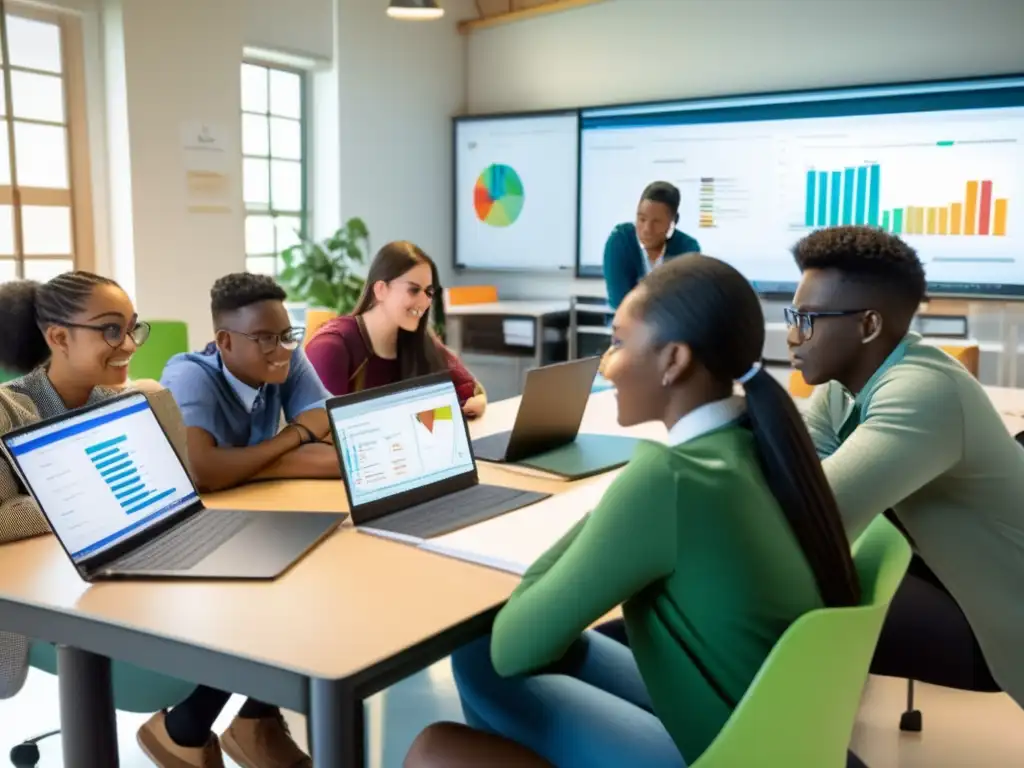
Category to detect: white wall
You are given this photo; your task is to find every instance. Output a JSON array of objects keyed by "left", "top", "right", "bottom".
[
  {"left": 245, "top": 0, "right": 333, "bottom": 62},
  {"left": 461, "top": 0, "right": 1024, "bottom": 298},
  {"left": 333, "top": 0, "right": 476, "bottom": 287}
]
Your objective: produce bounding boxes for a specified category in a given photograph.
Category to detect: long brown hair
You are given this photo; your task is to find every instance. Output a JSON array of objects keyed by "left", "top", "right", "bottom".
[{"left": 353, "top": 241, "right": 447, "bottom": 380}]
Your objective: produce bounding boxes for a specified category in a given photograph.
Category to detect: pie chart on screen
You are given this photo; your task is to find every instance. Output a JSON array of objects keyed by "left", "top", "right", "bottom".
[{"left": 474, "top": 164, "right": 525, "bottom": 227}]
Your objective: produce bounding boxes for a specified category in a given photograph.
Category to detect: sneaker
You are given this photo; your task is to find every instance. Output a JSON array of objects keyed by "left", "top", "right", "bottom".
[
  {"left": 221, "top": 711, "right": 311, "bottom": 768},
  {"left": 137, "top": 711, "right": 225, "bottom": 768}
]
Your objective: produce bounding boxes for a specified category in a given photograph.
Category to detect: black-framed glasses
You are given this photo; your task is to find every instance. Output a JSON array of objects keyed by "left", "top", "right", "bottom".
[
  {"left": 784, "top": 307, "right": 868, "bottom": 341},
  {"left": 222, "top": 326, "right": 305, "bottom": 354},
  {"left": 46, "top": 319, "right": 151, "bottom": 348}
]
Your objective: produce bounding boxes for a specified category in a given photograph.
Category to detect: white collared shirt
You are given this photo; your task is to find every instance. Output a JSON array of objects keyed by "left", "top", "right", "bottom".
[
  {"left": 222, "top": 363, "right": 264, "bottom": 413},
  {"left": 666, "top": 396, "right": 746, "bottom": 447},
  {"left": 639, "top": 235, "right": 667, "bottom": 277}
]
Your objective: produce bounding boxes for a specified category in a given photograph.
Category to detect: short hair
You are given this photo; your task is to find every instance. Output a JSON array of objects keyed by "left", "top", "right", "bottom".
[
  {"left": 640, "top": 181, "right": 681, "bottom": 218},
  {"left": 210, "top": 273, "right": 287, "bottom": 321},
  {"left": 792, "top": 226, "right": 926, "bottom": 314}
]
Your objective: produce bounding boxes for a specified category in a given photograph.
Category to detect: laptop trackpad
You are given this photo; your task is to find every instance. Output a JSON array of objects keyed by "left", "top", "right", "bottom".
[{"left": 185, "top": 510, "right": 343, "bottom": 579}]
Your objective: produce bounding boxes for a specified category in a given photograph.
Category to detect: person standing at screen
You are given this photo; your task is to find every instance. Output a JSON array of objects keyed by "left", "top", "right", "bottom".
[{"left": 602, "top": 181, "right": 700, "bottom": 310}]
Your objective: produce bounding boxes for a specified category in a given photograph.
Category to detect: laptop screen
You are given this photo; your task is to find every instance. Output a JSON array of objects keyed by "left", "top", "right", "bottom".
[
  {"left": 329, "top": 378, "right": 473, "bottom": 508},
  {"left": 3, "top": 394, "right": 199, "bottom": 562}
]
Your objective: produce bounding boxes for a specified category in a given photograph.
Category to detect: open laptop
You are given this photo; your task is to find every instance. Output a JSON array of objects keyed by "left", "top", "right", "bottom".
[
  {"left": 0, "top": 392, "right": 345, "bottom": 581},
  {"left": 472, "top": 356, "right": 602, "bottom": 463},
  {"left": 326, "top": 372, "right": 550, "bottom": 540}
]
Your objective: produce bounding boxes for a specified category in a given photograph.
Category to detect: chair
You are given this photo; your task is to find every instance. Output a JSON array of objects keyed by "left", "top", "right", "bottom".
[
  {"left": 445, "top": 285, "right": 498, "bottom": 307},
  {"left": 0, "top": 368, "right": 15, "bottom": 384},
  {"left": 691, "top": 516, "right": 912, "bottom": 767},
  {"left": 303, "top": 308, "right": 336, "bottom": 347},
  {"left": 787, "top": 369, "right": 815, "bottom": 399},
  {"left": 128, "top": 320, "right": 189, "bottom": 381},
  {"left": 10, "top": 644, "right": 195, "bottom": 766},
  {"left": 937, "top": 342, "right": 980, "bottom": 379}
]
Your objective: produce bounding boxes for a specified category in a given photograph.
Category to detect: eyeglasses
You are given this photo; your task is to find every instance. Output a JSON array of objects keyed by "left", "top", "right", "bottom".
[
  {"left": 784, "top": 307, "right": 868, "bottom": 341},
  {"left": 222, "top": 326, "right": 305, "bottom": 354},
  {"left": 46, "top": 319, "right": 151, "bottom": 349},
  {"left": 393, "top": 280, "right": 439, "bottom": 300}
]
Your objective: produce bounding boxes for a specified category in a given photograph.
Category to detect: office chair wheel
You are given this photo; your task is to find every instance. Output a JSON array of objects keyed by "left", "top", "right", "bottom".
[{"left": 9, "top": 742, "right": 40, "bottom": 768}]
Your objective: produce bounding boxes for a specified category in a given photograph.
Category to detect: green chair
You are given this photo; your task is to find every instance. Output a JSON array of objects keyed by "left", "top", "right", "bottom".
[
  {"left": 129, "top": 320, "right": 188, "bottom": 381},
  {"left": 0, "top": 368, "right": 16, "bottom": 384},
  {"left": 692, "top": 516, "right": 912, "bottom": 767}
]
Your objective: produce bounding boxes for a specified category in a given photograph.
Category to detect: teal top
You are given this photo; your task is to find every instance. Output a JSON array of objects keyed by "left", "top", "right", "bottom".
[
  {"left": 804, "top": 332, "right": 1024, "bottom": 709},
  {"left": 602, "top": 222, "right": 700, "bottom": 309},
  {"left": 490, "top": 398, "right": 823, "bottom": 763}
]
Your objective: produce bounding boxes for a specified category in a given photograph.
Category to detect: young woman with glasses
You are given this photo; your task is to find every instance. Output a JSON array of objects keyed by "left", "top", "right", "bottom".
[{"left": 306, "top": 240, "right": 487, "bottom": 418}]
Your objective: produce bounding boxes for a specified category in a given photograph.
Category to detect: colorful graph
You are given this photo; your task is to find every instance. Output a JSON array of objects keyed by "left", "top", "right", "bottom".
[
  {"left": 474, "top": 164, "right": 524, "bottom": 227},
  {"left": 804, "top": 163, "right": 881, "bottom": 227},
  {"left": 86, "top": 435, "right": 175, "bottom": 516},
  {"left": 414, "top": 405, "right": 453, "bottom": 435},
  {"left": 880, "top": 180, "right": 1008, "bottom": 237}
]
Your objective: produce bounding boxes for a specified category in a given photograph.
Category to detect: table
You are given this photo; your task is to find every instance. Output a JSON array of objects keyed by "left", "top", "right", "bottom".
[{"left": 1, "top": 382, "right": 1021, "bottom": 766}]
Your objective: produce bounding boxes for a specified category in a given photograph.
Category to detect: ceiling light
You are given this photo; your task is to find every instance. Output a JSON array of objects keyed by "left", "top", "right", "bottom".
[{"left": 387, "top": 0, "right": 444, "bottom": 20}]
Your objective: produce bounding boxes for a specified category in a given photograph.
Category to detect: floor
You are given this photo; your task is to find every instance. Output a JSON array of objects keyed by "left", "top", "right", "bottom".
[{"left": 2, "top": 659, "right": 1022, "bottom": 767}]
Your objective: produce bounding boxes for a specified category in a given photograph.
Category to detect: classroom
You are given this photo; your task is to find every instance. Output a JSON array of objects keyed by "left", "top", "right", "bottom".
[{"left": 1, "top": 0, "right": 1024, "bottom": 766}]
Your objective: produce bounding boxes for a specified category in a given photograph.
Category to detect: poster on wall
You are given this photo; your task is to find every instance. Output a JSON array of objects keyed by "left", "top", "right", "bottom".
[{"left": 181, "top": 120, "right": 231, "bottom": 214}]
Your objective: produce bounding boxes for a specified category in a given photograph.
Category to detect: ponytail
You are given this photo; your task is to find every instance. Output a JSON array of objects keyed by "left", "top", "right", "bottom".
[
  {"left": 741, "top": 368, "right": 861, "bottom": 608},
  {"left": 0, "top": 271, "right": 117, "bottom": 375}
]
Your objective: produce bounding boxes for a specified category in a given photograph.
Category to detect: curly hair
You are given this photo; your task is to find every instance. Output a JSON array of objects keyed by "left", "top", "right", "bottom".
[
  {"left": 792, "top": 226, "right": 926, "bottom": 316},
  {"left": 210, "top": 273, "right": 287, "bottom": 323},
  {"left": 0, "top": 271, "right": 118, "bottom": 374}
]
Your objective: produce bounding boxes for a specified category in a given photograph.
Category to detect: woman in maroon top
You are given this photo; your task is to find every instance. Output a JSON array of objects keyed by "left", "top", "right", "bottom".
[{"left": 306, "top": 241, "right": 487, "bottom": 417}]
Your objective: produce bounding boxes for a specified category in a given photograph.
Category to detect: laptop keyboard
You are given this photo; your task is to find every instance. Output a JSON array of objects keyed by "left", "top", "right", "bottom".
[
  {"left": 111, "top": 509, "right": 252, "bottom": 572},
  {"left": 368, "top": 485, "right": 548, "bottom": 539}
]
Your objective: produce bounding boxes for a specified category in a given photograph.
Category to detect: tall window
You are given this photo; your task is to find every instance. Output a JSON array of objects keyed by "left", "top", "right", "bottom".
[
  {"left": 0, "top": 9, "right": 89, "bottom": 283},
  {"left": 241, "top": 61, "right": 306, "bottom": 277}
]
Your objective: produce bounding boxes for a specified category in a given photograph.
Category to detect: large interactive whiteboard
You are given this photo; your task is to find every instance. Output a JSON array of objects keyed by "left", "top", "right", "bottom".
[
  {"left": 578, "top": 76, "right": 1024, "bottom": 297},
  {"left": 454, "top": 112, "right": 579, "bottom": 272}
]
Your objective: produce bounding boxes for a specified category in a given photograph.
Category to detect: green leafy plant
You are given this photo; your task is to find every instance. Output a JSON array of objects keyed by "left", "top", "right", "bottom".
[{"left": 278, "top": 217, "right": 370, "bottom": 314}]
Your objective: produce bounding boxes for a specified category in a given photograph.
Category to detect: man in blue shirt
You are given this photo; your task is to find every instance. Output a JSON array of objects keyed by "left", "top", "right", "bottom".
[{"left": 161, "top": 273, "right": 340, "bottom": 494}]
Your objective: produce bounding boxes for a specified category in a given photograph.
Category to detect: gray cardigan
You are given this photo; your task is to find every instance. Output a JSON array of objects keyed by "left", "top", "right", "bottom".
[{"left": 0, "top": 368, "right": 192, "bottom": 698}]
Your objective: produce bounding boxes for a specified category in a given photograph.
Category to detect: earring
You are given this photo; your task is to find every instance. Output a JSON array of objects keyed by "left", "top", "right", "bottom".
[{"left": 662, "top": 374, "right": 671, "bottom": 387}]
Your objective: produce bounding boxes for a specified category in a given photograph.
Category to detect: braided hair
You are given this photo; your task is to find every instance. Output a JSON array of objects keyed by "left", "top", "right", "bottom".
[{"left": 0, "top": 271, "right": 118, "bottom": 374}]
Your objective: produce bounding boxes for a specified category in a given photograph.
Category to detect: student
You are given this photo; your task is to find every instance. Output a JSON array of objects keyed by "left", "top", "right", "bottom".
[
  {"left": 0, "top": 272, "right": 302, "bottom": 768},
  {"left": 161, "top": 272, "right": 339, "bottom": 493},
  {"left": 404, "top": 254, "right": 860, "bottom": 767},
  {"left": 786, "top": 225, "right": 1024, "bottom": 709},
  {"left": 602, "top": 181, "right": 700, "bottom": 310},
  {"left": 305, "top": 240, "right": 486, "bottom": 416}
]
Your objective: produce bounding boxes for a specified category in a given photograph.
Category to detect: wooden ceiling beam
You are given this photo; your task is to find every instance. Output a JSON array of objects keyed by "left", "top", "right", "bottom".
[{"left": 458, "top": 0, "right": 605, "bottom": 35}]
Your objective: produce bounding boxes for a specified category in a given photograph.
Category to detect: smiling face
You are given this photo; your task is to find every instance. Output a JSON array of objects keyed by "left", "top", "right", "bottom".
[
  {"left": 45, "top": 283, "right": 140, "bottom": 388},
  {"left": 600, "top": 288, "right": 683, "bottom": 427},
  {"left": 372, "top": 262, "right": 435, "bottom": 333},
  {"left": 217, "top": 299, "right": 295, "bottom": 387}
]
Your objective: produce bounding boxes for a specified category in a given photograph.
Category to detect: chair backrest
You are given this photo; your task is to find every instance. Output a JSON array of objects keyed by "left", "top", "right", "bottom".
[
  {"left": 129, "top": 321, "right": 189, "bottom": 381},
  {"left": 303, "top": 309, "right": 337, "bottom": 347},
  {"left": 446, "top": 285, "right": 498, "bottom": 307},
  {"left": 788, "top": 369, "right": 815, "bottom": 398},
  {"left": 693, "top": 516, "right": 911, "bottom": 767},
  {"left": 936, "top": 342, "right": 980, "bottom": 378},
  {"left": 0, "top": 368, "right": 15, "bottom": 384}
]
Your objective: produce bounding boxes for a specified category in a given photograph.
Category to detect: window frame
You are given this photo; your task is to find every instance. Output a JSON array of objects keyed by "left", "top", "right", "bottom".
[
  {"left": 0, "top": 3, "right": 92, "bottom": 281},
  {"left": 241, "top": 58, "right": 309, "bottom": 278}
]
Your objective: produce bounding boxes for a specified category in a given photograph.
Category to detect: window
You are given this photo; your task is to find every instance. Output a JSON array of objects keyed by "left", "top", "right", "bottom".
[
  {"left": 0, "top": 8, "right": 91, "bottom": 283},
  {"left": 241, "top": 61, "right": 306, "bottom": 277}
]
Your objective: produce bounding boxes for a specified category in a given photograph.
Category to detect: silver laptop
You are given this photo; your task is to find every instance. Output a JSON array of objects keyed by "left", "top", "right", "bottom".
[
  {"left": 1, "top": 392, "right": 345, "bottom": 581},
  {"left": 327, "top": 372, "right": 549, "bottom": 541}
]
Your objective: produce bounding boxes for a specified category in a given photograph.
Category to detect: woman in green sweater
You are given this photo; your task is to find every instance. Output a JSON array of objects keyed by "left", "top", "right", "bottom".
[{"left": 405, "top": 254, "right": 860, "bottom": 767}]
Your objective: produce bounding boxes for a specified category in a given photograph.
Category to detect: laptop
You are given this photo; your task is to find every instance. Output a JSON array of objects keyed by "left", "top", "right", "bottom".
[
  {"left": 326, "top": 372, "right": 550, "bottom": 540},
  {"left": 0, "top": 392, "right": 345, "bottom": 581},
  {"left": 472, "top": 356, "right": 602, "bottom": 463}
]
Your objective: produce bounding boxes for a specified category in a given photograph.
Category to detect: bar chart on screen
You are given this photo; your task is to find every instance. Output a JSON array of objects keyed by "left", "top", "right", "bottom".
[{"left": 86, "top": 435, "right": 177, "bottom": 516}]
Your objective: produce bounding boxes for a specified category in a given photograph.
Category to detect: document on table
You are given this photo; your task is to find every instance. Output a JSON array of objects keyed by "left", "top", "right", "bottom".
[{"left": 419, "top": 471, "right": 620, "bottom": 575}]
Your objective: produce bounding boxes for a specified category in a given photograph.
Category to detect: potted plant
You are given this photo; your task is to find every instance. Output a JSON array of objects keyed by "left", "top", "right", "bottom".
[{"left": 278, "top": 217, "right": 370, "bottom": 315}]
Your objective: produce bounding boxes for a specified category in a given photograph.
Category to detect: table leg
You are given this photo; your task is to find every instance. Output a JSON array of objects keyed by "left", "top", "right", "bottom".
[
  {"left": 309, "top": 678, "right": 364, "bottom": 767},
  {"left": 56, "top": 646, "right": 119, "bottom": 768}
]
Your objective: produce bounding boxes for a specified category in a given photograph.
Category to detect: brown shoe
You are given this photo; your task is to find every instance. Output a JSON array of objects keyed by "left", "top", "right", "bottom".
[
  {"left": 137, "top": 711, "right": 225, "bottom": 768},
  {"left": 221, "top": 712, "right": 311, "bottom": 768}
]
